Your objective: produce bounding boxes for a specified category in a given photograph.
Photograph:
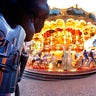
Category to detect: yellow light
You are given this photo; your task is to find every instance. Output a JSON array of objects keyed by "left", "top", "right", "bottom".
[
  {"left": 58, "top": 69, "right": 64, "bottom": 72},
  {"left": 70, "top": 69, "right": 77, "bottom": 72},
  {"left": 48, "top": 63, "right": 53, "bottom": 69}
]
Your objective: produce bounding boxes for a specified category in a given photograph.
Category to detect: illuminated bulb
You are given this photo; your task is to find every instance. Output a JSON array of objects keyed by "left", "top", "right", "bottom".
[
  {"left": 58, "top": 69, "right": 64, "bottom": 72},
  {"left": 70, "top": 69, "right": 77, "bottom": 72},
  {"left": 48, "top": 63, "right": 53, "bottom": 69}
]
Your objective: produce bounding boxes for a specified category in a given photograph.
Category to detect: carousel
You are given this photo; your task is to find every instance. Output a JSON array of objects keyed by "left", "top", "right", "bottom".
[{"left": 24, "top": 5, "right": 96, "bottom": 80}]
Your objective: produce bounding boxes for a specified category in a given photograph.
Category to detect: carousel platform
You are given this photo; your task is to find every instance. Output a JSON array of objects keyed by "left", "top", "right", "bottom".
[{"left": 23, "top": 68, "right": 96, "bottom": 80}]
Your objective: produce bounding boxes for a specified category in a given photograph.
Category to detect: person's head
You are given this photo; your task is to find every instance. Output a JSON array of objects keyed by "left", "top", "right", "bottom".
[{"left": 0, "top": 0, "right": 49, "bottom": 41}]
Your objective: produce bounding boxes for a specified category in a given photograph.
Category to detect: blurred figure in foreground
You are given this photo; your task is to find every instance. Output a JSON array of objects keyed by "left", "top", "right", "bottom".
[{"left": 0, "top": 0, "right": 49, "bottom": 96}]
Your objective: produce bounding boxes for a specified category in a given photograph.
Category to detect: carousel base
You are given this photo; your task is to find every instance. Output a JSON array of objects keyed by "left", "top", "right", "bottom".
[{"left": 23, "top": 68, "right": 96, "bottom": 81}]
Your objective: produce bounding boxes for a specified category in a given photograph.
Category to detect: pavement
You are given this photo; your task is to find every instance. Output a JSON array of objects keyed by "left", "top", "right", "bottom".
[{"left": 18, "top": 73, "right": 96, "bottom": 96}]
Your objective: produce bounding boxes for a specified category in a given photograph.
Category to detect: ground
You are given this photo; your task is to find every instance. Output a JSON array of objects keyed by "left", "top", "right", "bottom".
[{"left": 19, "top": 73, "right": 96, "bottom": 96}]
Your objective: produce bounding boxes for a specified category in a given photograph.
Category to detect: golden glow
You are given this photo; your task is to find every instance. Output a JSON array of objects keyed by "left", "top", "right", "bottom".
[
  {"left": 48, "top": 63, "right": 54, "bottom": 69},
  {"left": 70, "top": 69, "right": 77, "bottom": 72},
  {"left": 57, "top": 69, "right": 64, "bottom": 72},
  {"left": 26, "top": 10, "right": 96, "bottom": 73}
]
